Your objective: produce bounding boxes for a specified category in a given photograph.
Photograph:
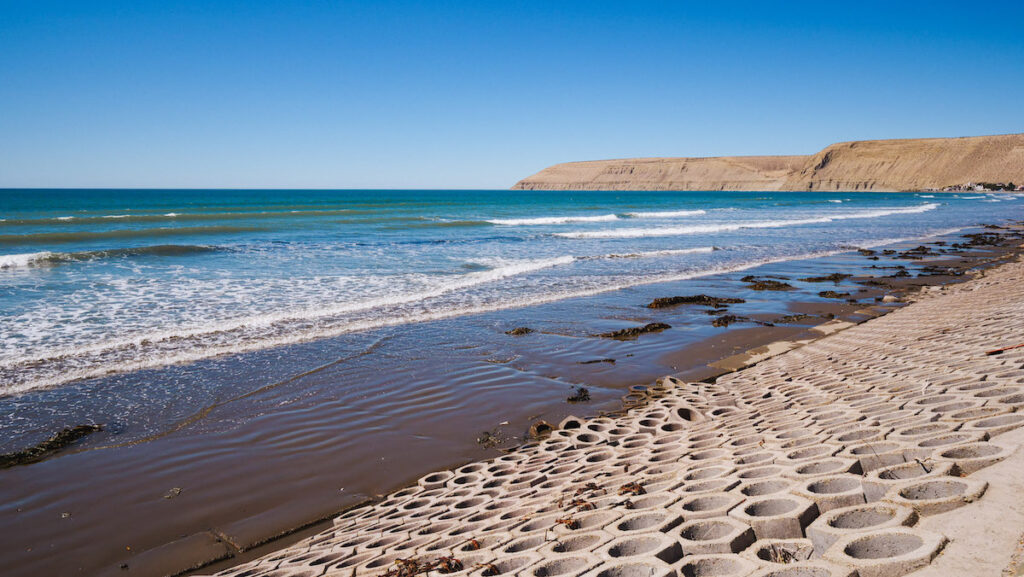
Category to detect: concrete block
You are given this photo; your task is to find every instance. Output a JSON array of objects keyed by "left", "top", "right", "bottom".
[
  {"left": 931, "top": 441, "right": 1014, "bottom": 475},
  {"left": 675, "top": 492, "right": 746, "bottom": 521},
  {"left": 792, "top": 475, "right": 866, "bottom": 513},
  {"left": 674, "top": 554, "right": 760, "bottom": 577},
  {"left": 728, "top": 496, "right": 818, "bottom": 540},
  {"left": 883, "top": 477, "right": 988, "bottom": 516},
  {"left": 676, "top": 517, "right": 756, "bottom": 555},
  {"left": 596, "top": 533, "right": 683, "bottom": 565},
  {"left": 821, "top": 527, "right": 947, "bottom": 577}
]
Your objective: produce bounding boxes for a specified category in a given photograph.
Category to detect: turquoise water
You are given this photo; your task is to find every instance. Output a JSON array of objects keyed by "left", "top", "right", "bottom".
[{"left": 1, "top": 188, "right": 1022, "bottom": 395}]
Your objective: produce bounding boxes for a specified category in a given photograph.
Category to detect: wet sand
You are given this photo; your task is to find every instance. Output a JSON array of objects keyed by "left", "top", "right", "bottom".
[{"left": 1, "top": 225, "right": 1022, "bottom": 577}]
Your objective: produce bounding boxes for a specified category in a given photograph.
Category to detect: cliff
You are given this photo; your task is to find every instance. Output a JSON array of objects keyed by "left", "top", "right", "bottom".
[{"left": 512, "top": 133, "right": 1024, "bottom": 192}]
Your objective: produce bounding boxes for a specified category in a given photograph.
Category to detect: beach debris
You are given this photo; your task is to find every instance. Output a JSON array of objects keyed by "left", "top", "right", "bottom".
[
  {"left": 574, "top": 482, "right": 606, "bottom": 497},
  {"left": 527, "top": 420, "right": 554, "bottom": 440},
  {"left": 647, "top": 295, "right": 745, "bottom": 308},
  {"left": 799, "top": 273, "right": 851, "bottom": 283},
  {"left": 476, "top": 428, "right": 505, "bottom": 449},
  {"left": 464, "top": 539, "right": 481, "bottom": 551},
  {"left": 555, "top": 517, "right": 580, "bottom": 530},
  {"left": 0, "top": 423, "right": 102, "bottom": 469},
  {"left": 578, "top": 358, "right": 615, "bottom": 365},
  {"left": 163, "top": 487, "right": 182, "bottom": 499},
  {"left": 504, "top": 327, "right": 534, "bottom": 336},
  {"left": 559, "top": 498, "right": 596, "bottom": 512},
  {"left": 986, "top": 343, "right": 1024, "bottom": 356},
  {"left": 385, "top": 556, "right": 464, "bottom": 577},
  {"left": 819, "top": 290, "right": 851, "bottom": 299},
  {"left": 598, "top": 323, "right": 671, "bottom": 339},
  {"left": 567, "top": 386, "right": 591, "bottom": 403},
  {"left": 743, "top": 278, "right": 795, "bottom": 291},
  {"left": 857, "top": 249, "right": 877, "bottom": 256},
  {"left": 618, "top": 481, "right": 646, "bottom": 496},
  {"left": 477, "top": 563, "right": 500, "bottom": 576}
]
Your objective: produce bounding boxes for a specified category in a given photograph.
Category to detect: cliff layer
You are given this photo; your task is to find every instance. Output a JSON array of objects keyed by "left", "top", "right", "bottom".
[{"left": 512, "top": 133, "right": 1024, "bottom": 192}]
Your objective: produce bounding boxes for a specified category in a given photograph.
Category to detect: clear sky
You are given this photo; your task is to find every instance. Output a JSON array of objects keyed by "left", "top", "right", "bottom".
[{"left": 2, "top": 1, "right": 1022, "bottom": 189}]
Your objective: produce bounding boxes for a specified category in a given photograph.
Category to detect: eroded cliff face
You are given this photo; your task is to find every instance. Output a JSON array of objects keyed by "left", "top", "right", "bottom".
[{"left": 512, "top": 133, "right": 1024, "bottom": 192}]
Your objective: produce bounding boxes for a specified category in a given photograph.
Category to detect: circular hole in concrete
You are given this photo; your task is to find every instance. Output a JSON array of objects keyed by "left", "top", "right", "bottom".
[
  {"left": 796, "top": 460, "right": 846, "bottom": 476},
  {"left": 941, "top": 443, "right": 1001, "bottom": 459},
  {"left": 607, "top": 536, "right": 663, "bottom": 557},
  {"left": 837, "top": 429, "right": 878, "bottom": 442},
  {"left": 741, "top": 479, "right": 792, "bottom": 496},
  {"left": 999, "top": 394, "right": 1024, "bottom": 405},
  {"left": 593, "top": 564, "right": 661, "bottom": 577},
  {"left": 850, "top": 442, "right": 900, "bottom": 455},
  {"left": 918, "top": 434, "right": 973, "bottom": 448},
  {"left": 807, "top": 477, "right": 861, "bottom": 494},
  {"left": 829, "top": 506, "right": 897, "bottom": 529},
  {"left": 552, "top": 534, "right": 602, "bottom": 552},
  {"left": 504, "top": 535, "right": 546, "bottom": 553},
  {"left": 684, "top": 478, "right": 733, "bottom": 493},
  {"left": 976, "top": 414, "right": 1024, "bottom": 428},
  {"left": 738, "top": 466, "right": 782, "bottom": 479},
  {"left": 680, "top": 520, "right": 734, "bottom": 541},
  {"left": 876, "top": 462, "right": 931, "bottom": 481},
  {"left": 951, "top": 407, "right": 1003, "bottom": 420},
  {"left": 532, "top": 557, "right": 592, "bottom": 577},
  {"left": 897, "top": 423, "right": 948, "bottom": 437},
  {"left": 679, "top": 557, "right": 749, "bottom": 577},
  {"left": 915, "top": 394, "right": 957, "bottom": 406},
  {"left": 898, "top": 479, "right": 968, "bottom": 500},
  {"left": 481, "top": 556, "right": 535, "bottom": 576},
  {"left": 683, "top": 494, "right": 734, "bottom": 512},
  {"left": 691, "top": 449, "right": 730, "bottom": 461},
  {"left": 576, "top": 433, "right": 602, "bottom": 444},
  {"left": 616, "top": 512, "right": 668, "bottom": 532},
  {"left": 843, "top": 533, "right": 924, "bottom": 559},
  {"left": 686, "top": 466, "right": 730, "bottom": 481},
  {"left": 788, "top": 446, "right": 833, "bottom": 461},
  {"left": 745, "top": 499, "right": 798, "bottom": 517},
  {"left": 976, "top": 386, "right": 1020, "bottom": 398}
]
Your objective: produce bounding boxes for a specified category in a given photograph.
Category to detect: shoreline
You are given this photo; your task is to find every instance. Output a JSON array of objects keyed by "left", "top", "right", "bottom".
[
  {"left": 204, "top": 228, "right": 1024, "bottom": 577},
  {"left": 2, "top": 223, "right": 1023, "bottom": 577}
]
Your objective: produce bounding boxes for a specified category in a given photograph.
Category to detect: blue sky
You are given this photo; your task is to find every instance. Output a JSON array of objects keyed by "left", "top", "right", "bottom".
[{"left": 1, "top": 1, "right": 1022, "bottom": 188}]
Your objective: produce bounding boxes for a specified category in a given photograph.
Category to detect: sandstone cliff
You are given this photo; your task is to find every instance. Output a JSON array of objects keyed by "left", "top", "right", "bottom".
[{"left": 512, "top": 133, "right": 1024, "bottom": 192}]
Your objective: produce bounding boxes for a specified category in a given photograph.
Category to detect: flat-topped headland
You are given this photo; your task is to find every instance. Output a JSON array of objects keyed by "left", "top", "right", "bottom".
[{"left": 512, "top": 133, "right": 1024, "bottom": 192}]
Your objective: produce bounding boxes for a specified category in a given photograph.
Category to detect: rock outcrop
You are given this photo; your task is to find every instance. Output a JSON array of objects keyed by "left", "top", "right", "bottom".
[{"left": 512, "top": 133, "right": 1024, "bottom": 192}]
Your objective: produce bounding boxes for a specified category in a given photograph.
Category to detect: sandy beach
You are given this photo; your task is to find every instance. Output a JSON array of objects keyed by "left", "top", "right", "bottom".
[{"left": 181, "top": 227, "right": 1024, "bottom": 577}]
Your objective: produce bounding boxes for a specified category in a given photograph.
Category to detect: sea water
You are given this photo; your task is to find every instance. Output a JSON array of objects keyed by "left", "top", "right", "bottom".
[{"left": 1, "top": 188, "right": 1022, "bottom": 396}]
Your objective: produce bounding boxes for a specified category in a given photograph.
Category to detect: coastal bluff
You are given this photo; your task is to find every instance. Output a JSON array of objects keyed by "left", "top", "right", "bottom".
[{"left": 512, "top": 133, "right": 1024, "bottom": 192}]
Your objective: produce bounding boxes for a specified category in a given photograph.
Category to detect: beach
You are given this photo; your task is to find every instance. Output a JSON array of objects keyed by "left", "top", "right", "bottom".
[
  {"left": 1, "top": 191, "right": 1023, "bottom": 577},
  {"left": 202, "top": 226, "right": 1024, "bottom": 577}
]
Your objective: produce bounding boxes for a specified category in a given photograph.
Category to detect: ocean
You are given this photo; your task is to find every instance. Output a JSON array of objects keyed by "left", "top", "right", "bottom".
[
  {"left": 2, "top": 188, "right": 1023, "bottom": 576},
  {"left": 2, "top": 189, "right": 1017, "bottom": 396}
]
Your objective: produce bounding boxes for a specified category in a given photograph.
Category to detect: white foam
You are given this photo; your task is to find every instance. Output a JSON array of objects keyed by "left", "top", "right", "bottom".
[
  {"left": 623, "top": 209, "right": 707, "bottom": 218},
  {"left": 56, "top": 216, "right": 74, "bottom": 221},
  {"left": 0, "top": 252, "right": 54, "bottom": 269},
  {"left": 164, "top": 213, "right": 179, "bottom": 217},
  {"left": 918, "top": 195, "right": 935, "bottom": 198},
  {"left": 488, "top": 214, "right": 619, "bottom": 225},
  {"left": 103, "top": 214, "right": 131, "bottom": 219},
  {"left": 556, "top": 203, "right": 940, "bottom": 239},
  {"left": 590, "top": 247, "right": 717, "bottom": 259},
  {"left": 828, "top": 200, "right": 843, "bottom": 203}
]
